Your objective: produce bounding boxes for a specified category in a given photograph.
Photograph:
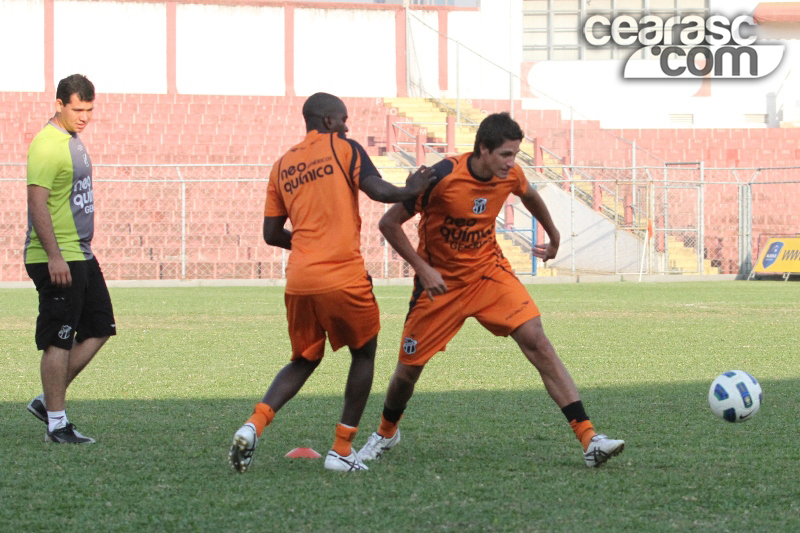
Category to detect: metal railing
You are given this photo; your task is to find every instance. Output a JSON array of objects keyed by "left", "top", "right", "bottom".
[{"left": 2, "top": 163, "right": 798, "bottom": 281}]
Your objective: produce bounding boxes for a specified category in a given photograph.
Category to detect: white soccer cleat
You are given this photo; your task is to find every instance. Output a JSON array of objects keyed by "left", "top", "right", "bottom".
[
  {"left": 228, "top": 423, "right": 258, "bottom": 473},
  {"left": 583, "top": 434, "right": 625, "bottom": 467},
  {"left": 357, "top": 430, "right": 401, "bottom": 461},
  {"left": 324, "top": 450, "right": 368, "bottom": 472}
]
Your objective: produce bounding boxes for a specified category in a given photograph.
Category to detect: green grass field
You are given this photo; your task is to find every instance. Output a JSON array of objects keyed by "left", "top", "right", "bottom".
[{"left": 1, "top": 281, "right": 798, "bottom": 532}]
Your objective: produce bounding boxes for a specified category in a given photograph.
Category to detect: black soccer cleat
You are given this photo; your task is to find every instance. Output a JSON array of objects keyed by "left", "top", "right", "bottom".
[
  {"left": 27, "top": 394, "right": 47, "bottom": 423},
  {"left": 45, "top": 423, "right": 96, "bottom": 444}
]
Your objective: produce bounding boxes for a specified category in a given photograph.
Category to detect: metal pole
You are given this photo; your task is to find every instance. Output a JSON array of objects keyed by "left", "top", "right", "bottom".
[
  {"left": 175, "top": 166, "right": 186, "bottom": 280},
  {"left": 456, "top": 42, "right": 461, "bottom": 126},
  {"left": 649, "top": 177, "right": 655, "bottom": 274},
  {"left": 569, "top": 106, "right": 574, "bottom": 171},
  {"left": 631, "top": 140, "right": 636, "bottom": 220},
  {"left": 569, "top": 107, "right": 575, "bottom": 275},
  {"left": 405, "top": 7, "right": 410, "bottom": 98},
  {"left": 739, "top": 183, "right": 753, "bottom": 277},
  {"left": 631, "top": 140, "right": 636, "bottom": 272},
  {"left": 383, "top": 203, "right": 389, "bottom": 278},
  {"left": 632, "top": 159, "right": 638, "bottom": 227},
  {"left": 510, "top": 72, "right": 514, "bottom": 119},
  {"left": 614, "top": 180, "right": 619, "bottom": 274},
  {"left": 570, "top": 168, "right": 576, "bottom": 276},
  {"left": 662, "top": 165, "right": 668, "bottom": 272},
  {"left": 532, "top": 210, "right": 538, "bottom": 276},
  {"left": 509, "top": 0, "right": 514, "bottom": 118},
  {"left": 698, "top": 161, "right": 705, "bottom": 274}
]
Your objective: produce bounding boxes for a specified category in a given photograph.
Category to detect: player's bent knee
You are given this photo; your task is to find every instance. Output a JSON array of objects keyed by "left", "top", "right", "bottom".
[{"left": 394, "top": 363, "right": 424, "bottom": 385}]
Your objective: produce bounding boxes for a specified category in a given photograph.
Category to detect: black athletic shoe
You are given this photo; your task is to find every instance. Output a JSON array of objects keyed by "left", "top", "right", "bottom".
[
  {"left": 45, "top": 424, "right": 96, "bottom": 444},
  {"left": 27, "top": 394, "right": 47, "bottom": 423}
]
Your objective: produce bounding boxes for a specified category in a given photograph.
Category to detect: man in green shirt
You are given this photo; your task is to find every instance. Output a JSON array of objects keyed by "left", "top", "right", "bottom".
[{"left": 24, "top": 74, "right": 116, "bottom": 444}]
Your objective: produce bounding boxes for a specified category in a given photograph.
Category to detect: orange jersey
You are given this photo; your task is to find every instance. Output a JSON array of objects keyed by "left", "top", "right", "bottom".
[
  {"left": 403, "top": 152, "right": 529, "bottom": 288},
  {"left": 265, "top": 131, "right": 380, "bottom": 295}
]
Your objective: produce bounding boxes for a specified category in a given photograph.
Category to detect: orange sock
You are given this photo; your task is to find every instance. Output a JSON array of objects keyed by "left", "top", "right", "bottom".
[
  {"left": 378, "top": 414, "right": 400, "bottom": 438},
  {"left": 333, "top": 423, "right": 358, "bottom": 456},
  {"left": 246, "top": 403, "right": 275, "bottom": 437},
  {"left": 569, "top": 419, "right": 597, "bottom": 451}
]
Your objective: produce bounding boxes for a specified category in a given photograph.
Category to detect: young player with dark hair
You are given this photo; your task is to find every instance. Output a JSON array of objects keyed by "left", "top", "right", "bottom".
[{"left": 359, "top": 112, "right": 625, "bottom": 468}]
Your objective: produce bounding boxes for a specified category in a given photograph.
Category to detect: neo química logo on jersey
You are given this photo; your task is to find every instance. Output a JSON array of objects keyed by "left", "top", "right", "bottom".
[{"left": 582, "top": 14, "right": 785, "bottom": 79}]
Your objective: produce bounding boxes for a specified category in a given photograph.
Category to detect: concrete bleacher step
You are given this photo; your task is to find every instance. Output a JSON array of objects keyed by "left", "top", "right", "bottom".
[
  {"left": 540, "top": 150, "right": 567, "bottom": 184},
  {"left": 435, "top": 99, "right": 488, "bottom": 125},
  {"left": 371, "top": 155, "right": 412, "bottom": 185},
  {"left": 496, "top": 233, "right": 558, "bottom": 276},
  {"left": 383, "top": 97, "right": 478, "bottom": 151},
  {"left": 666, "top": 236, "right": 721, "bottom": 274},
  {"left": 496, "top": 233, "right": 533, "bottom": 275}
]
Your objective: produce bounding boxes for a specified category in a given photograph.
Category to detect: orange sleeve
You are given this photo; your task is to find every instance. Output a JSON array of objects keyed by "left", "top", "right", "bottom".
[
  {"left": 264, "top": 162, "right": 287, "bottom": 217},
  {"left": 511, "top": 165, "right": 529, "bottom": 197}
]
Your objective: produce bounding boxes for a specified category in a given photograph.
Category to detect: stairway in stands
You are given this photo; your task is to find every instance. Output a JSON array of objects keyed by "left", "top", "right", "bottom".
[{"left": 378, "top": 97, "right": 559, "bottom": 276}]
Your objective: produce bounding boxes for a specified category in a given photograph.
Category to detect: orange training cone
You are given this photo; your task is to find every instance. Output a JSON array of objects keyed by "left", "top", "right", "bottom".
[{"left": 285, "top": 447, "right": 322, "bottom": 459}]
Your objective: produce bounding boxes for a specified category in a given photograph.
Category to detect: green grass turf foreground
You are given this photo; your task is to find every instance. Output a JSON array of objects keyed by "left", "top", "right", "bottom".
[{"left": 1, "top": 281, "right": 798, "bottom": 532}]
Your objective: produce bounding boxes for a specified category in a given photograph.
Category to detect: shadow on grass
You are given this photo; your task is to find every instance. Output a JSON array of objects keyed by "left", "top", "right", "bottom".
[{"left": 1, "top": 380, "right": 799, "bottom": 532}]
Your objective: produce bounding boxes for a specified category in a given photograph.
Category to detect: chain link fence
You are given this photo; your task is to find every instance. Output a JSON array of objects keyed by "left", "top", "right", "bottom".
[
  {"left": 0, "top": 163, "right": 421, "bottom": 282},
  {"left": 1, "top": 163, "right": 797, "bottom": 282},
  {"left": 522, "top": 165, "right": 799, "bottom": 277}
]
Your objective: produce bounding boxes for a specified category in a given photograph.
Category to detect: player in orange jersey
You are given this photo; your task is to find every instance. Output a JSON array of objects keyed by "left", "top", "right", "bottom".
[
  {"left": 228, "top": 92, "right": 435, "bottom": 473},
  {"left": 358, "top": 112, "right": 625, "bottom": 468}
]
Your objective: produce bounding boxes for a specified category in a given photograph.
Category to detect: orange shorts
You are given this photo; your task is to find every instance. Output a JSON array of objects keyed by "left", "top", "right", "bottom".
[
  {"left": 285, "top": 275, "right": 380, "bottom": 361},
  {"left": 398, "top": 264, "right": 540, "bottom": 365}
]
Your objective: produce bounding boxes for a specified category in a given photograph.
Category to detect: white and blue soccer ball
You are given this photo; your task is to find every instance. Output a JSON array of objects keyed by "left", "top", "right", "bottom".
[{"left": 708, "top": 370, "right": 762, "bottom": 423}]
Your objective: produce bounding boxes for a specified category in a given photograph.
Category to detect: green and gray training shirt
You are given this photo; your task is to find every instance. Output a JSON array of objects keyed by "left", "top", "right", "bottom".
[{"left": 24, "top": 122, "right": 95, "bottom": 264}]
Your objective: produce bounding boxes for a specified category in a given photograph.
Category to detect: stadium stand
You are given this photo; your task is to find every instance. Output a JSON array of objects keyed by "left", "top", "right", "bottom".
[{"left": 2, "top": 92, "right": 799, "bottom": 280}]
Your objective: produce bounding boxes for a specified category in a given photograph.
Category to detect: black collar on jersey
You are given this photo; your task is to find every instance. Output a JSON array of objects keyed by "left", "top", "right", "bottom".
[{"left": 466, "top": 153, "right": 495, "bottom": 182}]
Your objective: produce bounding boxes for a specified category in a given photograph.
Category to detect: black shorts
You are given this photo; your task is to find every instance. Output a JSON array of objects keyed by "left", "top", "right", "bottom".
[{"left": 26, "top": 257, "right": 117, "bottom": 351}]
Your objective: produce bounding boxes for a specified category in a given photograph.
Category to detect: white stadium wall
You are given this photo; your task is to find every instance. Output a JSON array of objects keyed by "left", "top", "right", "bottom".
[
  {"left": 448, "top": 1, "right": 522, "bottom": 101},
  {"left": 0, "top": 0, "right": 797, "bottom": 127},
  {"left": 0, "top": 0, "right": 43, "bottom": 92},
  {"left": 293, "top": 8, "right": 396, "bottom": 97},
  {"left": 54, "top": 0, "right": 168, "bottom": 94},
  {"left": 0, "top": 0, "right": 514, "bottom": 99},
  {"left": 406, "top": 9, "right": 440, "bottom": 98},
  {"left": 177, "top": 4, "right": 285, "bottom": 96}
]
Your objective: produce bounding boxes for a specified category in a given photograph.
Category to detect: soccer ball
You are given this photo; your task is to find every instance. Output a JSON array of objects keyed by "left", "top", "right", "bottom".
[{"left": 708, "top": 370, "right": 762, "bottom": 423}]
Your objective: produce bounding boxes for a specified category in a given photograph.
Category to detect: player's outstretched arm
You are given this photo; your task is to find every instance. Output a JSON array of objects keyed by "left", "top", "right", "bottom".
[
  {"left": 379, "top": 203, "right": 447, "bottom": 300},
  {"left": 263, "top": 216, "right": 292, "bottom": 250},
  {"left": 359, "top": 166, "right": 436, "bottom": 204},
  {"left": 519, "top": 186, "right": 560, "bottom": 262}
]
